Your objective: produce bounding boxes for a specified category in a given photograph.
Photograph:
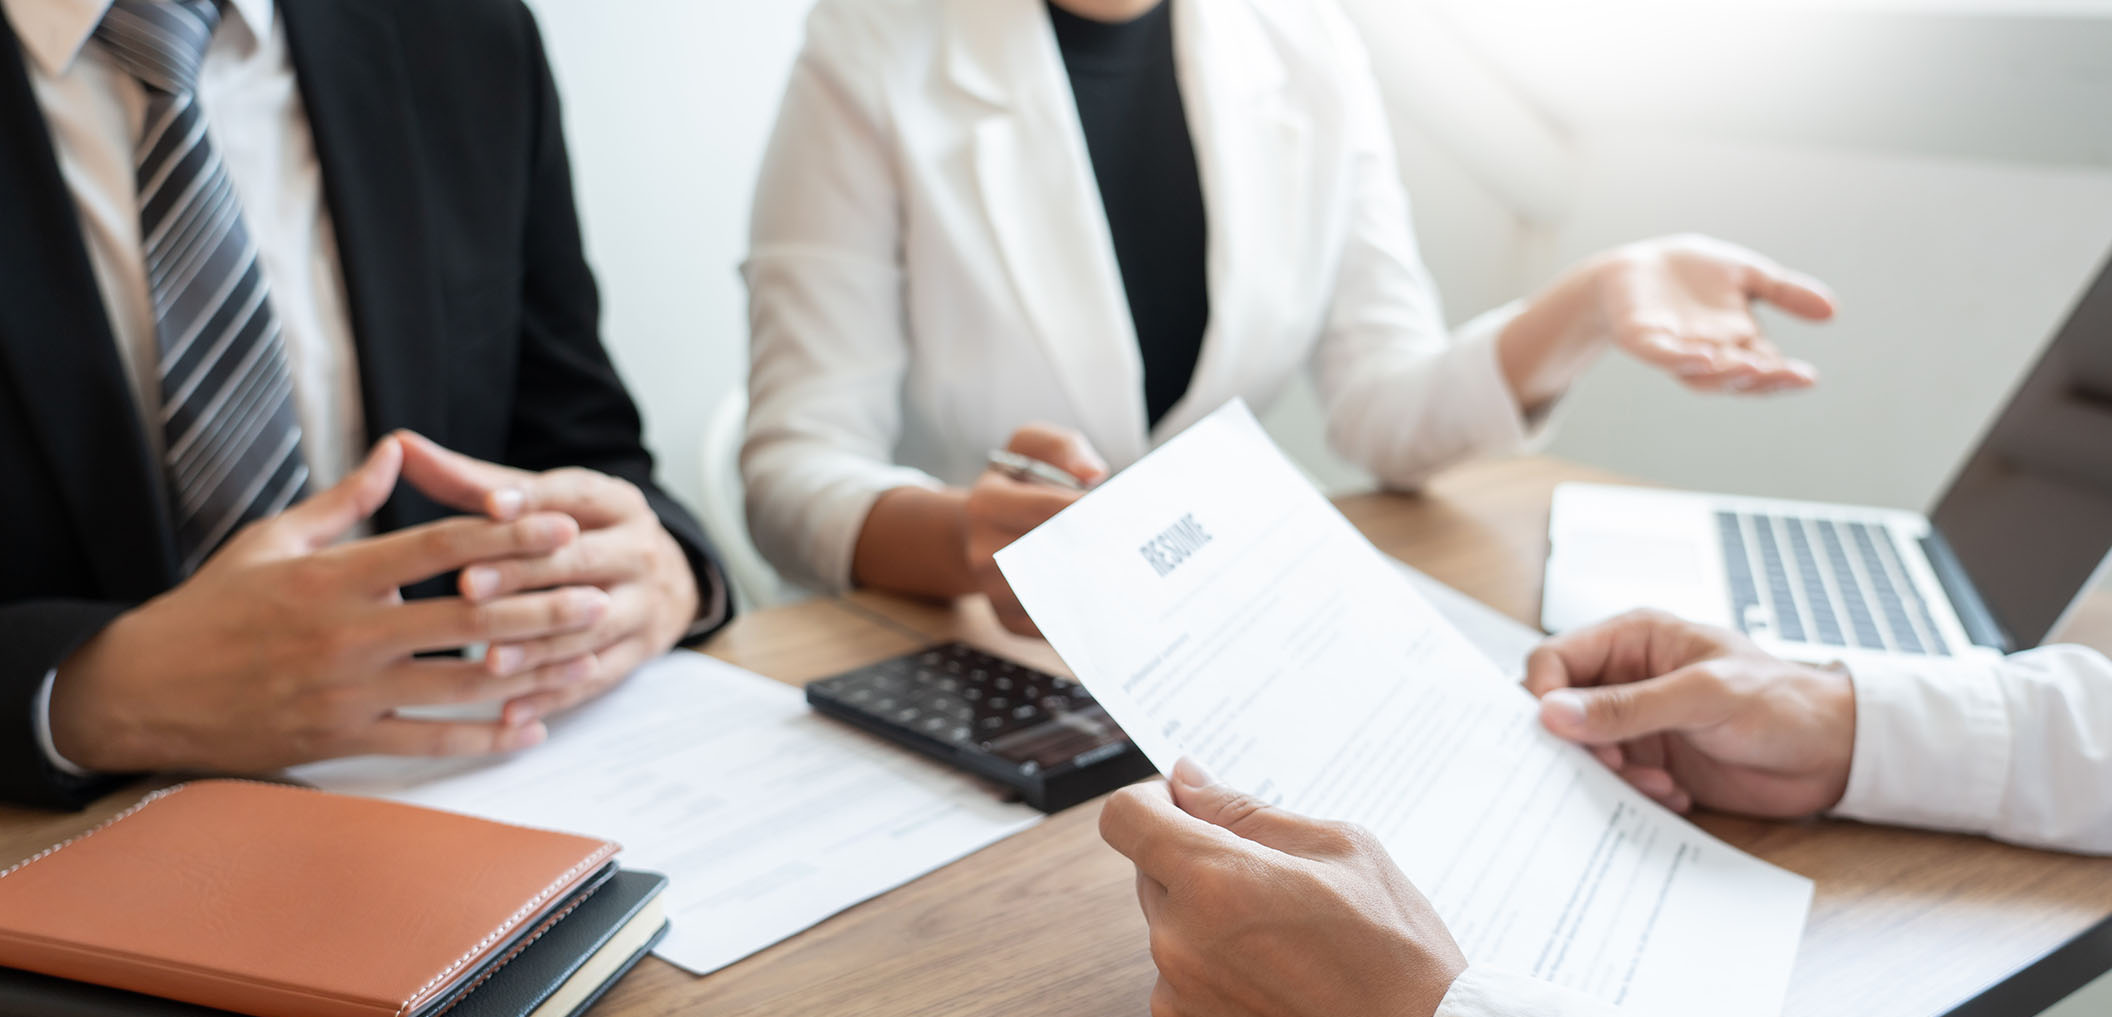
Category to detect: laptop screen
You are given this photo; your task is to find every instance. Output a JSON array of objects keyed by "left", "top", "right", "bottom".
[{"left": 1931, "top": 250, "right": 2112, "bottom": 648}]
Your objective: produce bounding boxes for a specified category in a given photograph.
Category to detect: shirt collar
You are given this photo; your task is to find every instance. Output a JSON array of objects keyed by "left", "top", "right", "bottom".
[{"left": 5, "top": 0, "right": 275, "bottom": 78}]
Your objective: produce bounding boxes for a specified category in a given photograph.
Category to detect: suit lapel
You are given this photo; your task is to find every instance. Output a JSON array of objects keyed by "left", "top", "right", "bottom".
[
  {"left": 945, "top": 0, "right": 1150, "bottom": 464},
  {"left": 1152, "top": 0, "right": 1307, "bottom": 441},
  {"left": 281, "top": 0, "right": 444, "bottom": 529},
  {"left": 0, "top": 11, "right": 180, "bottom": 595}
]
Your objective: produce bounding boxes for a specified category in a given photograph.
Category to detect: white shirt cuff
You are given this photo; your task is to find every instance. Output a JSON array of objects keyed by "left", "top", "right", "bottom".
[
  {"left": 1832, "top": 656, "right": 2011, "bottom": 835},
  {"left": 33, "top": 669, "right": 93, "bottom": 778},
  {"left": 1436, "top": 965, "right": 1625, "bottom": 1017},
  {"left": 1453, "top": 302, "right": 1538, "bottom": 449},
  {"left": 1365, "top": 301, "right": 1554, "bottom": 487},
  {"left": 752, "top": 464, "right": 947, "bottom": 595},
  {"left": 686, "top": 557, "right": 732, "bottom": 639}
]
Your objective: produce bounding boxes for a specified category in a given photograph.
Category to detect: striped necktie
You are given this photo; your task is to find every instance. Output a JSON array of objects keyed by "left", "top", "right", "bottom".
[{"left": 94, "top": 0, "right": 310, "bottom": 572}]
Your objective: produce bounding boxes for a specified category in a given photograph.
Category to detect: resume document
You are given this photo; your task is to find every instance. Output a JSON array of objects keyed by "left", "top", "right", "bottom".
[{"left": 995, "top": 401, "right": 1812, "bottom": 1017}]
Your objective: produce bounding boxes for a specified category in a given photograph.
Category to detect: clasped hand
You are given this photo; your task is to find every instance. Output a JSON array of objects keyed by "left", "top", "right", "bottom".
[{"left": 49, "top": 432, "right": 699, "bottom": 773}]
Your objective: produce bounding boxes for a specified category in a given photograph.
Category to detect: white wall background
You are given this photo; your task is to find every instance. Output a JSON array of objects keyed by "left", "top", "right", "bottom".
[
  {"left": 523, "top": 0, "right": 807, "bottom": 516},
  {"left": 1408, "top": 0, "right": 2112, "bottom": 514},
  {"left": 524, "top": 0, "right": 2112, "bottom": 576},
  {"left": 1540, "top": 138, "right": 2112, "bottom": 512}
]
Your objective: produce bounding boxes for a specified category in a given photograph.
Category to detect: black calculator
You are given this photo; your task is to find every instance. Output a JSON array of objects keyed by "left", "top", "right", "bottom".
[{"left": 805, "top": 642, "right": 1158, "bottom": 813}]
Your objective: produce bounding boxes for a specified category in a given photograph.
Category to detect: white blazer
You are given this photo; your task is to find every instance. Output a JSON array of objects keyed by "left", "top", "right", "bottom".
[{"left": 742, "top": 0, "right": 1537, "bottom": 592}]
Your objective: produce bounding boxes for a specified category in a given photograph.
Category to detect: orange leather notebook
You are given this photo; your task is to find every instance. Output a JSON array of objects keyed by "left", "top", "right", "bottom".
[{"left": 0, "top": 780, "right": 620, "bottom": 1017}]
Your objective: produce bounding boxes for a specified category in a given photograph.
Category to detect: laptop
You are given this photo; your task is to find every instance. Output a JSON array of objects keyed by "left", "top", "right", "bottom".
[
  {"left": 1940, "top": 911, "right": 2112, "bottom": 1017},
  {"left": 1543, "top": 252, "right": 2112, "bottom": 665}
]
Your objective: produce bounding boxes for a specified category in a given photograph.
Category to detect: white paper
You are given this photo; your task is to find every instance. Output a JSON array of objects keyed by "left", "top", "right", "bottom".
[
  {"left": 1393, "top": 558, "right": 1547, "bottom": 680},
  {"left": 995, "top": 401, "right": 1812, "bottom": 1017},
  {"left": 294, "top": 652, "right": 1042, "bottom": 975}
]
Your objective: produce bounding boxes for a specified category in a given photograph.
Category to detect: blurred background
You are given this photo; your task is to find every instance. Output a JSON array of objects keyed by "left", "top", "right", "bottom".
[{"left": 521, "top": 0, "right": 2112, "bottom": 593}]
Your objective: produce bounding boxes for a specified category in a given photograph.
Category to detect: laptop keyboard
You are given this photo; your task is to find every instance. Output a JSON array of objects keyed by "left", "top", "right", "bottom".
[{"left": 1717, "top": 511, "right": 1953, "bottom": 656}]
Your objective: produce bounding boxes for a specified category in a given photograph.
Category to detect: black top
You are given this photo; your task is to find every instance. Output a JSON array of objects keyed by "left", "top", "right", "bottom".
[
  {"left": 0, "top": 0, "right": 730, "bottom": 810},
  {"left": 1048, "top": 0, "right": 1210, "bottom": 429}
]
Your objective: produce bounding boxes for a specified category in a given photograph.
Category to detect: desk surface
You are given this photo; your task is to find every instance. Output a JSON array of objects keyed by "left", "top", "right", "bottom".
[{"left": 5, "top": 456, "right": 2109, "bottom": 1017}]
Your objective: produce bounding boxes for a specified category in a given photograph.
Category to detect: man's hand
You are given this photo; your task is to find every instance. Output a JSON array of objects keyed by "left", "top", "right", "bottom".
[
  {"left": 1525, "top": 610, "right": 1858, "bottom": 818},
  {"left": 395, "top": 432, "right": 701, "bottom": 721},
  {"left": 49, "top": 436, "right": 611, "bottom": 773},
  {"left": 965, "top": 424, "right": 1107, "bottom": 636},
  {"left": 1099, "top": 759, "right": 1467, "bottom": 1017}
]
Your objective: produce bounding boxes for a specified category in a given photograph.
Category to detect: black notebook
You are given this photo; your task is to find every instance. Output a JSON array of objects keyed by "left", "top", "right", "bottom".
[{"left": 0, "top": 870, "right": 669, "bottom": 1017}]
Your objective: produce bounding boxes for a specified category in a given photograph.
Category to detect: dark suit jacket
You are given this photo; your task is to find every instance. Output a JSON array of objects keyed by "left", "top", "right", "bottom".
[{"left": 0, "top": 0, "right": 729, "bottom": 809}]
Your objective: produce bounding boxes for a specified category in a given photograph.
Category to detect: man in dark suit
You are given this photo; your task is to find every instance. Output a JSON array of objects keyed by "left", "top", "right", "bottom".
[{"left": 0, "top": 0, "right": 730, "bottom": 809}]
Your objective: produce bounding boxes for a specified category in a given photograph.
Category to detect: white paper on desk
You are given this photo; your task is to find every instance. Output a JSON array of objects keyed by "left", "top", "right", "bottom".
[
  {"left": 995, "top": 401, "right": 1812, "bottom": 1017},
  {"left": 293, "top": 653, "right": 1042, "bottom": 975}
]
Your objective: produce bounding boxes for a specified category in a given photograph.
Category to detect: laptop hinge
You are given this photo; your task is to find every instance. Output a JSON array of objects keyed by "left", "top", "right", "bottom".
[{"left": 1921, "top": 531, "right": 2012, "bottom": 652}]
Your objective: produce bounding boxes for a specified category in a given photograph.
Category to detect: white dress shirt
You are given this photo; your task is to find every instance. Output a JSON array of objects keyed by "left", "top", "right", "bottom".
[
  {"left": 741, "top": 0, "right": 1537, "bottom": 593},
  {"left": 1434, "top": 643, "right": 2112, "bottom": 1017},
  {"left": 8, "top": 0, "right": 364, "bottom": 776}
]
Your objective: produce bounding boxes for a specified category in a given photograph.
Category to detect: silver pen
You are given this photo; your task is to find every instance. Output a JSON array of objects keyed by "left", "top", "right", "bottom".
[{"left": 986, "top": 448, "right": 1086, "bottom": 491}]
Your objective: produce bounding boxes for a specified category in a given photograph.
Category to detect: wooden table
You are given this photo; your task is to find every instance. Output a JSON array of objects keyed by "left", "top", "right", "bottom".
[{"left": 5, "top": 456, "right": 2109, "bottom": 1017}]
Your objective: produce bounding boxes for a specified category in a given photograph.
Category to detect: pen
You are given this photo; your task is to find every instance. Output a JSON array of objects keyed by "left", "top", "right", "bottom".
[{"left": 986, "top": 449, "right": 1087, "bottom": 492}]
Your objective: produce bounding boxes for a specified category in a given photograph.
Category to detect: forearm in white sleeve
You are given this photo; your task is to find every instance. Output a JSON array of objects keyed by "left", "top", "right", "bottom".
[
  {"left": 1435, "top": 966, "right": 1626, "bottom": 1017},
  {"left": 740, "top": 1, "right": 942, "bottom": 593},
  {"left": 1304, "top": 10, "right": 1545, "bottom": 491},
  {"left": 1835, "top": 644, "right": 2112, "bottom": 855}
]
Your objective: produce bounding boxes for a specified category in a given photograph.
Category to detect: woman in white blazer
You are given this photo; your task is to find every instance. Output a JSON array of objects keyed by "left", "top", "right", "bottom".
[{"left": 742, "top": 0, "right": 1838, "bottom": 631}]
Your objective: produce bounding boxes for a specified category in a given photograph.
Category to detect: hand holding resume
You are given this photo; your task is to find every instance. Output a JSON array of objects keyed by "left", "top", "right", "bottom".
[{"left": 994, "top": 401, "right": 1812, "bottom": 1017}]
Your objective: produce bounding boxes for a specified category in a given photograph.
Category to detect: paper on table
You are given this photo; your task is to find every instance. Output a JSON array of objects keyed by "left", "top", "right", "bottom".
[
  {"left": 995, "top": 401, "right": 1812, "bottom": 1017},
  {"left": 293, "top": 652, "right": 1042, "bottom": 975}
]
